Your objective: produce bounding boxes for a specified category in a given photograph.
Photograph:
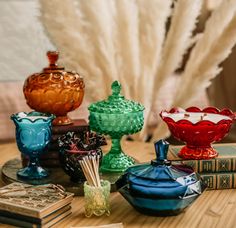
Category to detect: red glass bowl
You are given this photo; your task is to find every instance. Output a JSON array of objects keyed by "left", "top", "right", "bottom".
[{"left": 160, "top": 107, "right": 236, "bottom": 160}]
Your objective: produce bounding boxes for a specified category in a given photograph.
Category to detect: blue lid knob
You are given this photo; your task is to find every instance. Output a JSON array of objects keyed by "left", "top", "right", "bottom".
[{"left": 152, "top": 139, "right": 170, "bottom": 165}]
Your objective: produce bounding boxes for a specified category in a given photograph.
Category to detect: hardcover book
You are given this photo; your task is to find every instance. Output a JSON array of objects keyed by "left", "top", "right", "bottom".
[
  {"left": 0, "top": 208, "right": 71, "bottom": 228},
  {"left": 0, "top": 204, "right": 71, "bottom": 224},
  {"left": 0, "top": 183, "right": 74, "bottom": 218},
  {"left": 200, "top": 172, "right": 236, "bottom": 190},
  {"left": 168, "top": 144, "right": 236, "bottom": 173},
  {"left": 52, "top": 119, "right": 89, "bottom": 134}
]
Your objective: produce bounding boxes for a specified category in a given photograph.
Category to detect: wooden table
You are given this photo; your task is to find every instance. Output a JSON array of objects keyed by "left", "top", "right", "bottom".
[{"left": 0, "top": 141, "right": 236, "bottom": 228}]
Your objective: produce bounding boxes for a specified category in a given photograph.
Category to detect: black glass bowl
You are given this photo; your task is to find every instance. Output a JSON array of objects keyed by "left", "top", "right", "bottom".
[
  {"left": 58, "top": 132, "right": 104, "bottom": 182},
  {"left": 59, "top": 147, "right": 102, "bottom": 182}
]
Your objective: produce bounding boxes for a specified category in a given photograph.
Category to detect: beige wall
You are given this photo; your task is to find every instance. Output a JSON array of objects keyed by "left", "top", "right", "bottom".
[
  {"left": 0, "top": 0, "right": 53, "bottom": 81},
  {"left": 0, "top": 0, "right": 89, "bottom": 140}
]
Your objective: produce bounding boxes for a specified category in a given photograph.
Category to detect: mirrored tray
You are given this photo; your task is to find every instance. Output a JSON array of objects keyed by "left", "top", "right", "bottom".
[{"left": 1, "top": 158, "right": 125, "bottom": 196}]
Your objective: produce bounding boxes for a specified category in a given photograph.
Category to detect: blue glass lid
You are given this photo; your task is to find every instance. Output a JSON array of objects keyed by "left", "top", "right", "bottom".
[
  {"left": 128, "top": 140, "right": 196, "bottom": 181},
  {"left": 125, "top": 140, "right": 202, "bottom": 198}
]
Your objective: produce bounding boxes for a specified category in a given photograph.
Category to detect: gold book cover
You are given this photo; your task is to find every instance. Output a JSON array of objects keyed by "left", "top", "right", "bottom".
[{"left": 0, "top": 182, "right": 74, "bottom": 218}]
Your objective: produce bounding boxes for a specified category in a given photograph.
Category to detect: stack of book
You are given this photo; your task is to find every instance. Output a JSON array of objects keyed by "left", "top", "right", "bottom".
[
  {"left": 168, "top": 144, "right": 236, "bottom": 190},
  {"left": 22, "top": 119, "right": 89, "bottom": 167},
  {"left": 0, "top": 182, "right": 74, "bottom": 227}
]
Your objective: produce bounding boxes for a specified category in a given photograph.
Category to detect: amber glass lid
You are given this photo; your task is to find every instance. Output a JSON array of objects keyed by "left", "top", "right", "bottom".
[
  {"left": 27, "top": 51, "right": 85, "bottom": 90},
  {"left": 42, "top": 51, "right": 64, "bottom": 71},
  {"left": 88, "top": 81, "right": 144, "bottom": 114},
  {"left": 39, "top": 51, "right": 82, "bottom": 78}
]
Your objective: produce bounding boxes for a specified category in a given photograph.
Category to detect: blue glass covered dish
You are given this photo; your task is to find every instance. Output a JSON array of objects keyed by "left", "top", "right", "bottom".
[{"left": 116, "top": 140, "right": 206, "bottom": 216}]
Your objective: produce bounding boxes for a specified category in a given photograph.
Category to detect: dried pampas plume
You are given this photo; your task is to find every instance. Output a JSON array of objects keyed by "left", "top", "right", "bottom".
[
  {"left": 145, "top": 0, "right": 202, "bottom": 138},
  {"left": 152, "top": 0, "right": 236, "bottom": 140},
  {"left": 173, "top": 0, "right": 236, "bottom": 107},
  {"left": 136, "top": 0, "right": 172, "bottom": 105},
  {"left": 151, "top": 0, "right": 202, "bottom": 102},
  {"left": 135, "top": 0, "right": 172, "bottom": 140},
  {"left": 114, "top": 0, "right": 140, "bottom": 99}
]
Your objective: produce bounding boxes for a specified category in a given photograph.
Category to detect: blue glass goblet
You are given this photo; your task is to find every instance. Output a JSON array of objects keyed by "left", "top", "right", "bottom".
[{"left": 11, "top": 111, "right": 54, "bottom": 179}]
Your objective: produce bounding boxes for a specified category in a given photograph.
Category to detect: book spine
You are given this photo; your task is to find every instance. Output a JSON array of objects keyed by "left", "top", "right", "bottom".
[
  {"left": 52, "top": 120, "right": 89, "bottom": 134},
  {"left": 174, "top": 158, "right": 236, "bottom": 173},
  {"left": 200, "top": 172, "right": 236, "bottom": 190},
  {"left": 0, "top": 215, "right": 40, "bottom": 228}
]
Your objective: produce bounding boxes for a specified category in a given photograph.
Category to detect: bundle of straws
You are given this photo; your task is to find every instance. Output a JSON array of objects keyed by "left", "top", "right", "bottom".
[{"left": 79, "top": 156, "right": 101, "bottom": 187}]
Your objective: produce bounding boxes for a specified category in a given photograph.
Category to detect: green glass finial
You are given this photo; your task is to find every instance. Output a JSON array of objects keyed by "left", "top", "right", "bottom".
[{"left": 111, "top": 81, "right": 121, "bottom": 96}]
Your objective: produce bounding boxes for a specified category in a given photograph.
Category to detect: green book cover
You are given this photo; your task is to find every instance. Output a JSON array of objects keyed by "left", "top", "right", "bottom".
[
  {"left": 168, "top": 144, "right": 236, "bottom": 173},
  {"left": 200, "top": 172, "right": 236, "bottom": 190}
]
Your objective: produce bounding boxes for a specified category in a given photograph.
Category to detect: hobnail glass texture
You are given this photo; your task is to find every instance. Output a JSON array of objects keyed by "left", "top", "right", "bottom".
[
  {"left": 88, "top": 81, "right": 144, "bottom": 173},
  {"left": 84, "top": 180, "right": 111, "bottom": 217},
  {"left": 23, "top": 51, "right": 85, "bottom": 125},
  {"left": 11, "top": 111, "right": 54, "bottom": 179},
  {"left": 160, "top": 107, "right": 235, "bottom": 160}
]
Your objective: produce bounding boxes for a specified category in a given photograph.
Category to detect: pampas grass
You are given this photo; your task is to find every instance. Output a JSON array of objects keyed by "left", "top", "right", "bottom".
[
  {"left": 76, "top": 0, "right": 118, "bottom": 97},
  {"left": 114, "top": 0, "right": 140, "bottom": 99},
  {"left": 152, "top": 0, "right": 236, "bottom": 140},
  {"left": 134, "top": 0, "right": 172, "bottom": 140},
  {"left": 40, "top": 0, "right": 114, "bottom": 100},
  {"left": 136, "top": 0, "right": 172, "bottom": 105},
  {"left": 151, "top": 0, "right": 202, "bottom": 101},
  {"left": 144, "top": 0, "right": 202, "bottom": 138},
  {"left": 173, "top": 0, "right": 236, "bottom": 107},
  {"left": 40, "top": 0, "right": 236, "bottom": 141}
]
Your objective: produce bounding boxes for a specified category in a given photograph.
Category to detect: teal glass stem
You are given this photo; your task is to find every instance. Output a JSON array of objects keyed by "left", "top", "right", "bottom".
[{"left": 11, "top": 111, "right": 54, "bottom": 179}]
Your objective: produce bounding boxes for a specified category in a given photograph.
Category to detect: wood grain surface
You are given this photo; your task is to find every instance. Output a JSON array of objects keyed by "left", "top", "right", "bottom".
[{"left": 0, "top": 141, "right": 236, "bottom": 228}]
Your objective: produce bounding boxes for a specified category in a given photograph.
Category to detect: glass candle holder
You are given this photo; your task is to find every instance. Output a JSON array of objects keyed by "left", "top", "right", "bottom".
[
  {"left": 11, "top": 111, "right": 54, "bottom": 179},
  {"left": 84, "top": 180, "right": 111, "bottom": 217},
  {"left": 160, "top": 107, "right": 235, "bottom": 160}
]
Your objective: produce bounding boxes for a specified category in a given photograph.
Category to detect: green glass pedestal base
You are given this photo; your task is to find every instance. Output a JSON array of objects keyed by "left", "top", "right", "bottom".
[{"left": 100, "top": 152, "right": 135, "bottom": 173}]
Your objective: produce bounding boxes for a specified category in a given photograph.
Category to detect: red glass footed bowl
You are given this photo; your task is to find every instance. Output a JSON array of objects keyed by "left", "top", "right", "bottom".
[{"left": 160, "top": 107, "right": 236, "bottom": 160}]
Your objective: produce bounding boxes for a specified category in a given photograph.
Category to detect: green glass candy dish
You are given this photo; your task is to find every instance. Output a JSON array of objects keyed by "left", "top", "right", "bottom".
[{"left": 88, "top": 81, "right": 144, "bottom": 173}]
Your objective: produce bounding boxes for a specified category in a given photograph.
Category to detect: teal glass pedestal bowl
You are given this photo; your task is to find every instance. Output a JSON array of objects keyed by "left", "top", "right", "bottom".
[
  {"left": 11, "top": 111, "right": 54, "bottom": 179},
  {"left": 88, "top": 81, "right": 144, "bottom": 173}
]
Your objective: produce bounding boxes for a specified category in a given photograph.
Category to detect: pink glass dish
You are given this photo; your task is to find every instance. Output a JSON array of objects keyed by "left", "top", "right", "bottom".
[{"left": 160, "top": 107, "right": 236, "bottom": 160}]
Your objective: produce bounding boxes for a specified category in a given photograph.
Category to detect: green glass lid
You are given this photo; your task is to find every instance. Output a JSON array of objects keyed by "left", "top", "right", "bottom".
[{"left": 88, "top": 81, "right": 144, "bottom": 114}]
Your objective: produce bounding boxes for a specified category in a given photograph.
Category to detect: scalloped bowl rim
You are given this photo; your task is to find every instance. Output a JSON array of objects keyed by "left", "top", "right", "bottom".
[
  {"left": 11, "top": 111, "right": 55, "bottom": 123},
  {"left": 160, "top": 106, "right": 235, "bottom": 126}
]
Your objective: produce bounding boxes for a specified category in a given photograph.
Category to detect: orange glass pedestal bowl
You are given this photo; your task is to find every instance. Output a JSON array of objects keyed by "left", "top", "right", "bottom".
[
  {"left": 160, "top": 107, "right": 236, "bottom": 160},
  {"left": 23, "top": 51, "right": 85, "bottom": 125}
]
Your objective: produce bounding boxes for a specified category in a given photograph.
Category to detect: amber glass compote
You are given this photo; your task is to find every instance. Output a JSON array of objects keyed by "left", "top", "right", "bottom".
[
  {"left": 23, "top": 51, "right": 85, "bottom": 125},
  {"left": 88, "top": 81, "right": 144, "bottom": 173}
]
